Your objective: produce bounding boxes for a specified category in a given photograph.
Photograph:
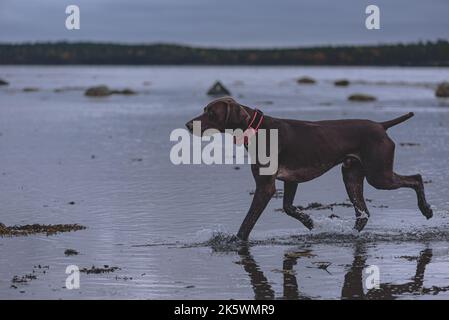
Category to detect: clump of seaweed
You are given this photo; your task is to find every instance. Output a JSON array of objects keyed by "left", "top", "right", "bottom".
[
  {"left": 64, "top": 249, "right": 79, "bottom": 256},
  {"left": 308, "top": 261, "right": 332, "bottom": 274},
  {"left": 0, "top": 223, "right": 86, "bottom": 237},
  {"left": 275, "top": 201, "right": 353, "bottom": 213},
  {"left": 80, "top": 265, "right": 121, "bottom": 274},
  {"left": 297, "top": 202, "right": 353, "bottom": 211},
  {"left": 10, "top": 265, "right": 49, "bottom": 289},
  {"left": 400, "top": 142, "right": 420, "bottom": 147},
  {"left": 12, "top": 274, "right": 37, "bottom": 284},
  {"left": 396, "top": 255, "right": 418, "bottom": 261}
]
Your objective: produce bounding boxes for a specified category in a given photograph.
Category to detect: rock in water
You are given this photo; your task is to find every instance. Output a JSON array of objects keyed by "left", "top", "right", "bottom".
[
  {"left": 111, "top": 88, "right": 137, "bottom": 95},
  {"left": 207, "top": 81, "right": 231, "bottom": 96},
  {"left": 334, "top": 79, "right": 350, "bottom": 86},
  {"left": 0, "top": 79, "right": 9, "bottom": 86},
  {"left": 296, "top": 77, "right": 316, "bottom": 84},
  {"left": 348, "top": 94, "right": 376, "bottom": 102},
  {"left": 85, "top": 85, "right": 112, "bottom": 97},
  {"left": 436, "top": 82, "right": 449, "bottom": 98}
]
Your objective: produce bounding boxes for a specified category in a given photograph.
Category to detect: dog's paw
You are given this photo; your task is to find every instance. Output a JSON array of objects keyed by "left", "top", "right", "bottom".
[
  {"left": 419, "top": 203, "right": 433, "bottom": 220},
  {"left": 297, "top": 212, "right": 314, "bottom": 230},
  {"left": 354, "top": 217, "right": 368, "bottom": 232}
]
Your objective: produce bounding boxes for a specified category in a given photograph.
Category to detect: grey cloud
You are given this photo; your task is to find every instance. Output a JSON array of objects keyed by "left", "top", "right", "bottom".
[{"left": 0, "top": 0, "right": 448, "bottom": 47}]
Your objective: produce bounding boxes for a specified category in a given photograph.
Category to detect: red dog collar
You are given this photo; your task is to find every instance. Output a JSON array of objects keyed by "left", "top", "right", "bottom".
[
  {"left": 234, "top": 108, "right": 264, "bottom": 145},
  {"left": 246, "top": 108, "right": 264, "bottom": 132}
]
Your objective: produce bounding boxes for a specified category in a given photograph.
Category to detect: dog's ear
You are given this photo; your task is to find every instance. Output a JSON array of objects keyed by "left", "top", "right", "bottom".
[{"left": 226, "top": 99, "right": 249, "bottom": 128}]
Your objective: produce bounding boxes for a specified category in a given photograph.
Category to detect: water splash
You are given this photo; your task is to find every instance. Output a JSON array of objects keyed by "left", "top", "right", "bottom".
[
  {"left": 202, "top": 231, "right": 242, "bottom": 251},
  {"left": 180, "top": 224, "right": 449, "bottom": 252}
]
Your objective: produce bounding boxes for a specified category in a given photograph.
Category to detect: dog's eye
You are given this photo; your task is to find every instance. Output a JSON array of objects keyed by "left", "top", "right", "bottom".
[{"left": 208, "top": 110, "right": 215, "bottom": 120}]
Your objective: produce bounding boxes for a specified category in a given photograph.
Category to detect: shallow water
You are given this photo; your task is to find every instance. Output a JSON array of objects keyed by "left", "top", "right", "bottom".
[{"left": 1, "top": 66, "right": 449, "bottom": 299}]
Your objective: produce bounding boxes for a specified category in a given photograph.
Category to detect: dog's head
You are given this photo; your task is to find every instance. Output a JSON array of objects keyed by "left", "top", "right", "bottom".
[{"left": 186, "top": 97, "right": 250, "bottom": 135}]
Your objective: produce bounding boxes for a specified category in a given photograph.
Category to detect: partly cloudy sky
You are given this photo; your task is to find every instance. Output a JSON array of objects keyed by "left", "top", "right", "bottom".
[{"left": 1, "top": 0, "right": 448, "bottom": 47}]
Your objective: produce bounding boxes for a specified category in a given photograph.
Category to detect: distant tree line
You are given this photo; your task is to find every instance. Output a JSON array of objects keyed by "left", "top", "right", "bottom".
[{"left": 0, "top": 40, "right": 448, "bottom": 66}]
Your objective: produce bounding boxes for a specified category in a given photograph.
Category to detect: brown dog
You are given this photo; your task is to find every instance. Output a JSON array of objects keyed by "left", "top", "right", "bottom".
[{"left": 186, "top": 97, "right": 433, "bottom": 241}]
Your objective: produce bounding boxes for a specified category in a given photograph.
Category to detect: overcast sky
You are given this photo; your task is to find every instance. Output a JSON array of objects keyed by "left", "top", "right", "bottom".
[{"left": 1, "top": 0, "right": 448, "bottom": 47}]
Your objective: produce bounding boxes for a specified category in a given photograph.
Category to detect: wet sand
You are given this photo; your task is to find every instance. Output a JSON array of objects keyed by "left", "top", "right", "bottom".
[{"left": 1, "top": 66, "right": 449, "bottom": 299}]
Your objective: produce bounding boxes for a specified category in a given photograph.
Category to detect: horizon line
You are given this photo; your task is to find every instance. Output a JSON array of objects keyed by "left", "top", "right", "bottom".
[{"left": 1, "top": 39, "right": 448, "bottom": 51}]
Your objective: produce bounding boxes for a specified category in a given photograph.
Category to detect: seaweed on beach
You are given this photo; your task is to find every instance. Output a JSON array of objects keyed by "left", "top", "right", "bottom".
[
  {"left": 80, "top": 265, "right": 121, "bottom": 274},
  {"left": 10, "top": 265, "right": 49, "bottom": 289},
  {"left": 275, "top": 201, "right": 353, "bottom": 212},
  {"left": 400, "top": 142, "right": 421, "bottom": 147},
  {"left": 308, "top": 262, "right": 332, "bottom": 274},
  {"left": 298, "top": 202, "right": 353, "bottom": 211},
  {"left": 397, "top": 255, "right": 419, "bottom": 261},
  {"left": 0, "top": 223, "right": 86, "bottom": 237},
  {"left": 11, "top": 273, "right": 37, "bottom": 284},
  {"left": 64, "top": 249, "right": 79, "bottom": 256}
]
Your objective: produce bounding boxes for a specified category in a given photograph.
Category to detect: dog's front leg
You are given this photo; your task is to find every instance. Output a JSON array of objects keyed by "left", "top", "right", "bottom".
[
  {"left": 237, "top": 174, "right": 276, "bottom": 241},
  {"left": 282, "top": 182, "right": 314, "bottom": 230}
]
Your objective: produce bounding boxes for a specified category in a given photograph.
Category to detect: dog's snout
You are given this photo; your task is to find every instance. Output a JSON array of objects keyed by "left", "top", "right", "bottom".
[{"left": 186, "top": 121, "right": 193, "bottom": 132}]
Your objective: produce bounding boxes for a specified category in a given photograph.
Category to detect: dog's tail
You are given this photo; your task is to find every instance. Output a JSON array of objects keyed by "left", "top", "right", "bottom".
[{"left": 381, "top": 112, "right": 414, "bottom": 130}]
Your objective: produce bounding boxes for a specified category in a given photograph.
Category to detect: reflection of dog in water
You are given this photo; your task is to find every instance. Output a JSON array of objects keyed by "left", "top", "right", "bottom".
[
  {"left": 342, "top": 245, "right": 449, "bottom": 299},
  {"left": 237, "top": 244, "right": 449, "bottom": 300},
  {"left": 237, "top": 245, "right": 311, "bottom": 300}
]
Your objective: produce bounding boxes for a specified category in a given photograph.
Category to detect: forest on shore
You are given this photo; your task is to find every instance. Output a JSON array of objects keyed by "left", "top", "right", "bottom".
[{"left": 0, "top": 40, "right": 448, "bottom": 66}]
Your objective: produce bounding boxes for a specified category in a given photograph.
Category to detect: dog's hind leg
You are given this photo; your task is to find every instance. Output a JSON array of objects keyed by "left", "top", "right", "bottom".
[
  {"left": 342, "top": 157, "right": 370, "bottom": 232},
  {"left": 282, "top": 181, "right": 314, "bottom": 230},
  {"left": 369, "top": 172, "right": 433, "bottom": 219},
  {"left": 363, "top": 138, "right": 433, "bottom": 220}
]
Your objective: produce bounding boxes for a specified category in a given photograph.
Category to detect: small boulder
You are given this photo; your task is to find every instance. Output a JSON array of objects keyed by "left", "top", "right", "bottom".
[
  {"left": 23, "top": 87, "right": 39, "bottom": 92},
  {"left": 296, "top": 77, "right": 316, "bottom": 84},
  {"left": 436, "top": 82, "right": 449, "bottom": 98},
  {"left": 334, "top": 79, "right": 350, "bottom": 87},
  {"left": 348, "top": 94, "right": 376, "bottom": 102},
  {"left": 85, "top": 85, "right": 112, "bottom": 97},
  {"left": 0, "top": 79, "right": 9, "bottom": 86},
  {"left": 207, "top": 81, "right": 231, "bottom": 96}
]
